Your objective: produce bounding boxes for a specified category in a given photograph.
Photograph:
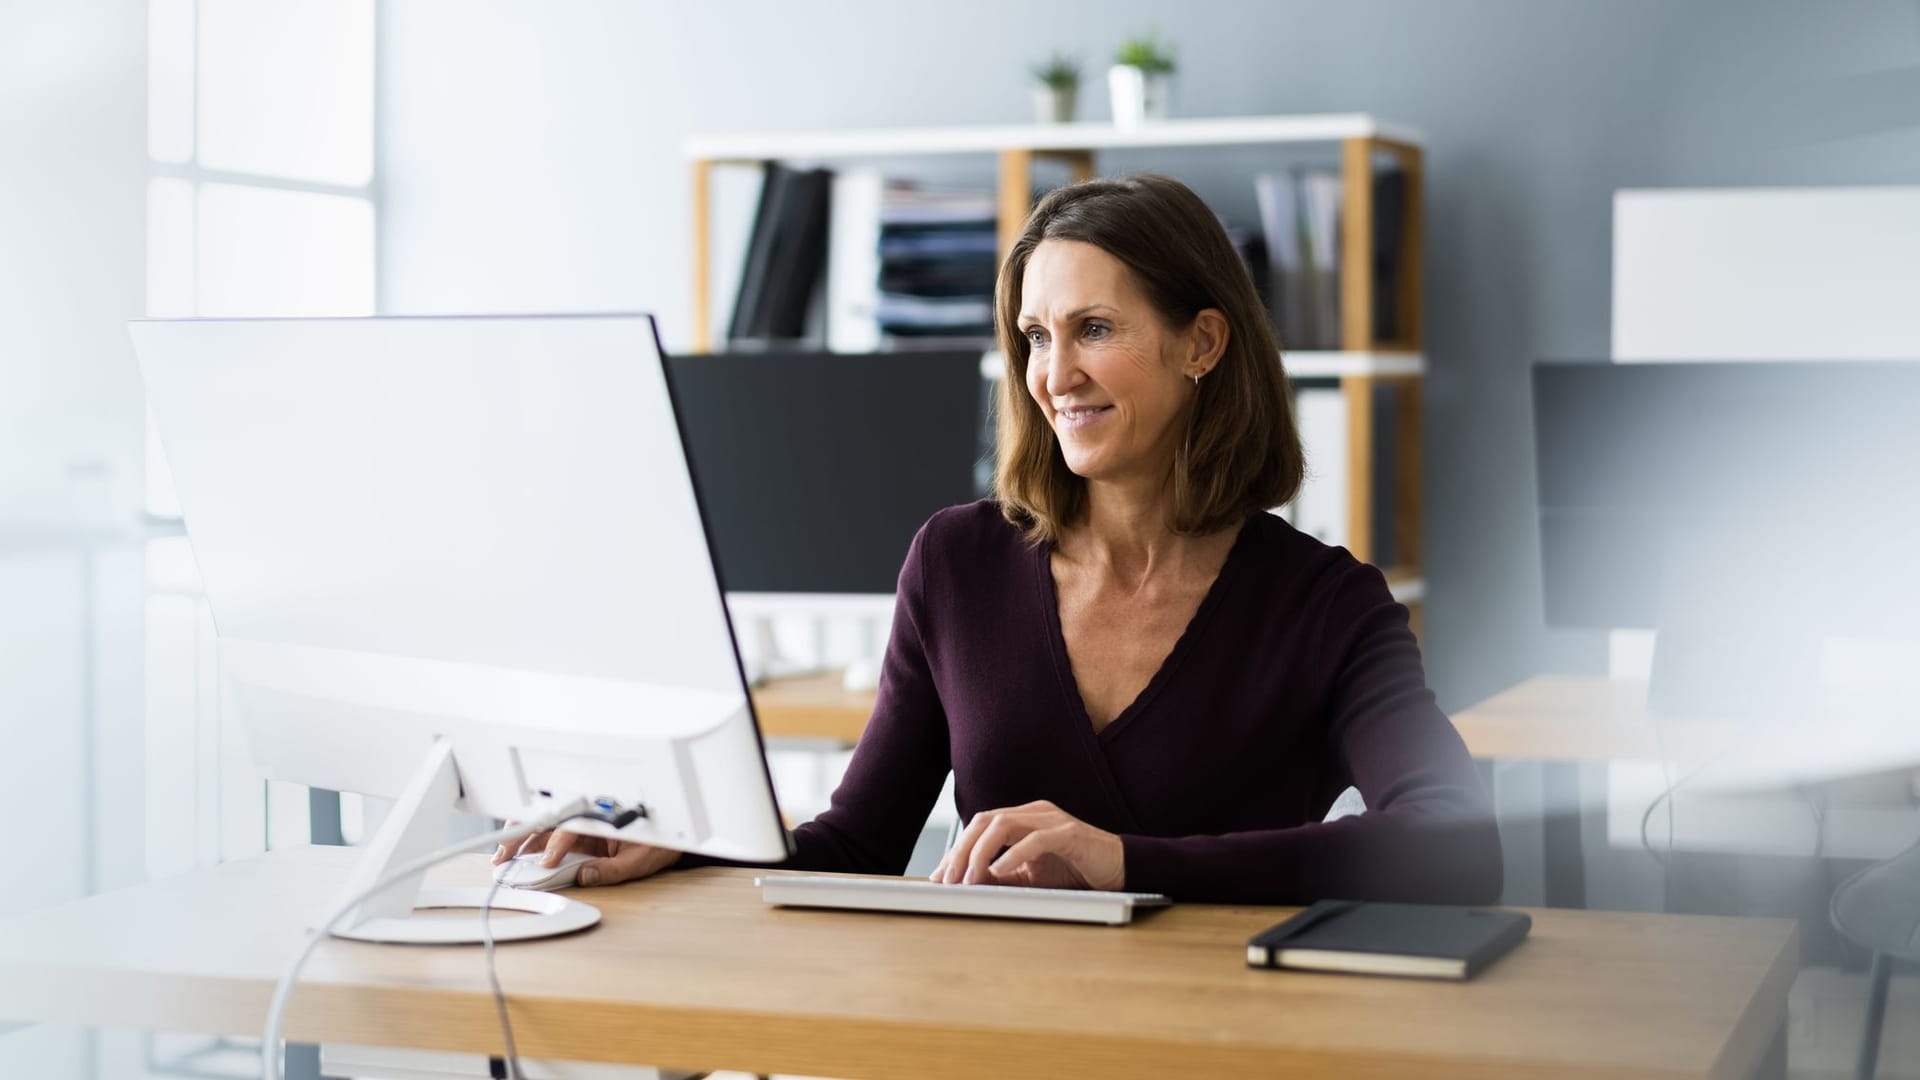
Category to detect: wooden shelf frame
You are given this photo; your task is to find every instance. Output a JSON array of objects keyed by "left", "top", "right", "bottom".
[{"left": 686, "top": 115, "right": 1425, "bottom": 594}]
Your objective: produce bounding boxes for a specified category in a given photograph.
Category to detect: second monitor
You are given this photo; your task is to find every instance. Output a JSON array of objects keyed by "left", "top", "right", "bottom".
[{"left": 668, "top": 348, "right": 987, "bottom": 597}]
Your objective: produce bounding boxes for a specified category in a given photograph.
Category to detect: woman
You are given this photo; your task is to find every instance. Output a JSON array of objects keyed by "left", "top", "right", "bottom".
[{"left": 504, "top": 174, "right": 1502, "bottom": 905}]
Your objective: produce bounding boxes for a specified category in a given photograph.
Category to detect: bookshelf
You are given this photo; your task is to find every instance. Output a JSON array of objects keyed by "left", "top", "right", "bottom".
[{"left": 686, "top": 113, "right": 1426, "bottom": 615}]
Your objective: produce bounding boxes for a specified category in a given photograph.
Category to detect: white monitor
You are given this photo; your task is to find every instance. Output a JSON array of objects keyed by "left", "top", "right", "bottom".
[{"left": 131, "top": 313, "right": 790, "bottom": 942}]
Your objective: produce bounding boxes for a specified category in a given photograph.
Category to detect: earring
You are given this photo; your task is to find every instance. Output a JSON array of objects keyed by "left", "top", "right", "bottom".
[{"left": 1191, "top": 372, "right": 1201, "bottom": 387}]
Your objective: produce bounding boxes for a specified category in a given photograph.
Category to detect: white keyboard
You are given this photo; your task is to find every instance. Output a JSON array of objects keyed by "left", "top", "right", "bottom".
[{"left": 755, "top": 874, "right": 1172, "bottom": 925}]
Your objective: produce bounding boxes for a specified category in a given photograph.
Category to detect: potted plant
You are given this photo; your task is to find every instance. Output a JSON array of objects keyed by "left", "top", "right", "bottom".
[
  {"left": 1109, "top": 31, "right": 1175, "bottom": 126},
  {"left": 1031, "top": 52, "right": 1080, "bottom": 124}
]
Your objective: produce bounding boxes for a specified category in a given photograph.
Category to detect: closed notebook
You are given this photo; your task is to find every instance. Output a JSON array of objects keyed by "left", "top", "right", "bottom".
[{"left": 1246, "top": 900, "right": 1531, "bottom": 980}]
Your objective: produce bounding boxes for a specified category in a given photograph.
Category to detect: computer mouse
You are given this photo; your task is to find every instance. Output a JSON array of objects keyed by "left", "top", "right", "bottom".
[{"left": 492, "top": 851, "right": 596, "bottom": 891}]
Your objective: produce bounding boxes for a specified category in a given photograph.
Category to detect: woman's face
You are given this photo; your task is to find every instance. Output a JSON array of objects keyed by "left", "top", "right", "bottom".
[{"left": 1018, "top": 239, "right": 1213, "bottom": 487}]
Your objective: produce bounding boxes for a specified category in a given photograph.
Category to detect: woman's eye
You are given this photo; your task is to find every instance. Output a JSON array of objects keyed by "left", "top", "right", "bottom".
[
  {"left": 1084, "top": 323, "right": 1109, "bottom": 340},
  {"left": 1025, "top": 328, "right": 1047, "bottom": 348}
]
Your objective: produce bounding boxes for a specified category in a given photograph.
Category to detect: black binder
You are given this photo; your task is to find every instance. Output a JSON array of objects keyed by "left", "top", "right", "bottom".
[{"left": 727, "top": 161, "right": 789, "bottom": 344}]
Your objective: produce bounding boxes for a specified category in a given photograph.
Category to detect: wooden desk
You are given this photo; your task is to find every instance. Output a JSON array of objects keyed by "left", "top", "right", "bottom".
[
  {"left": 750, "top": 669, "right": 873, "bottom": 743},
  {"left": 1456, "top": 675, "right": 1920, "bottom": 794},
  {"left": 753, "top": 671, "right": 1664, "bottom": 761},
  {"left": 1450, "top": 675, "right": 1662, "bottom": 763},
  {"left": 0, "top": 846, "right": 1797, "bottom": 1078}
]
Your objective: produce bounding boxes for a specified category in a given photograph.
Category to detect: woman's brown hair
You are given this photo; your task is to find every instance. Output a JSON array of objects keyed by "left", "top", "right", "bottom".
[{"left": 992, "top": 173, "right": 1304, "bottom": 545}]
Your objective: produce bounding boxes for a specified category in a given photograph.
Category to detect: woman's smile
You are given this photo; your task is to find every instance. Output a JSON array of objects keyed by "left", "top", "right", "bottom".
[{"left": 1056, "top": 404, "right": 1114, "bottom": 431}]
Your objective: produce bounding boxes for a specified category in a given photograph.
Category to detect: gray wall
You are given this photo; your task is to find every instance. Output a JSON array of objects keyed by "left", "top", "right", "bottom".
[{"left": 380, "top": 0, "right": 1920, "bottom": 712}]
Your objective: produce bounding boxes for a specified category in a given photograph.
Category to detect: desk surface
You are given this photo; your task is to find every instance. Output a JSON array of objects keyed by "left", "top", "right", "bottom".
[
  {"left": 755, "top": 670, "right": 1664, "bottom": 763},
  {"left": 0, "top": 846, "right": 1795, "bottom": 1079},
  {"left": 1449, "top": 675, "right": 1663, "bottom": 763},
  {"left": 1452, "top": 675, "right": 1920, "bottom": 791},
  {"left": 750, "top": 669, "right": 874, "bottom": 743}
]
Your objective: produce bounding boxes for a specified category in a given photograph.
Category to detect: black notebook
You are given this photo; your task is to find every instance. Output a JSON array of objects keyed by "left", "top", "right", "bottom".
[{"left": 1246, "top": 900, "right": 1531, "bottom": 980}]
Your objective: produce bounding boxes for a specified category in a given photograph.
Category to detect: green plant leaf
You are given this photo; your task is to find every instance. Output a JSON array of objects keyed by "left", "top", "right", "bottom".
[{"left": 1114, "top": 30, "right": 1176, "bottom": 74}]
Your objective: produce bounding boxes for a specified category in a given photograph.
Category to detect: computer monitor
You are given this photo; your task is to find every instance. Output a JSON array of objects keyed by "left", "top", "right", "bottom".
[
  {"left": 666, "top": 348, "right": 985, "bottom": 597},
  {"left": 1533, "top": 360, "right": 1920, "bottom": 720},
  {"left": 131, "top": 314, "right": 790, "bottom": 943},
  {"left": 669, "top": 347, "right": 985, "bottom": 680}
]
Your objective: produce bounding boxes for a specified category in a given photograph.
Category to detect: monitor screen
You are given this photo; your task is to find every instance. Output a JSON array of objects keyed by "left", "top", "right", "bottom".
[
  {"left": 666, "top": 349, "right": 986, "bottom": 595},
  {"left": 1534, "top": 359, "right": 1920, "bottom": 634}
]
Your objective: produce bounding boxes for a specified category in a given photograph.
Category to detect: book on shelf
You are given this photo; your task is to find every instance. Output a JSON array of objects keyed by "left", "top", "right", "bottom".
[
  {"left": 1370, "top": 168, "right": 1406, "bottom": 343},
  {"left": 726, "top": 161, "right": 785, "bottom": 344},
  {"left": 1223, "top": 222, "right": 1272, "bottom": 325},
  {"left": 762, "top": 167, "right": 834, "bottom": 341},
  {"left": 1255, "top": 172, "right": 1308, "bottom": 350},
  {"left": 726, "top": 162, "right": 834, "bottom": 346},
  {"left": 1301, "top": 169, "right": 1342, "bottom": 351},
  {"left": 1254, "top": 166, "right": 1407, "bottom": 350},
  {"left": 1287, "top": 386, "right": 1347, "bottom": 546},
  {"left": 1276, "top": 380, "right": 1399, "bottom": 568},
  {"left": 706, "top": 163, "right": 767, "bottom": 348},
  {"left": 826, "top": 169, "right": 884, "bottom": 353}
]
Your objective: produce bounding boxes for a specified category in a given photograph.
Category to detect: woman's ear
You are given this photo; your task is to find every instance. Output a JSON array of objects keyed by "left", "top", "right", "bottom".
[{"left": 1187, "top": 308, "right": 1229, "bottom": 379}]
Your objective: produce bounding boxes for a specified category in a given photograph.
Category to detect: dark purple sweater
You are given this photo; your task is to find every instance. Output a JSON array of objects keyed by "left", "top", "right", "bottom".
[{"left": 781, "top": 500, "right": 1502, "bottom": 905}]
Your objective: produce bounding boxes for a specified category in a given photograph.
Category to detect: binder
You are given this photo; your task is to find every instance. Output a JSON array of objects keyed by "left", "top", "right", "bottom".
[
  {"left": 756, "top": 167, "right": 833, "bottom": 341},
  {"left": 727, "top": 162, "right": 791, "bottom": 344},
  {"left": 1290, "top": 386, "right": 1347, "bottom": 547}
]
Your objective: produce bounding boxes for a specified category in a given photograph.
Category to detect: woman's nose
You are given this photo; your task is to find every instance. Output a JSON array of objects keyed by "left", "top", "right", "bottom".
[{"left": 1044, "top": 344, "right": 1082, "bottom": 397}]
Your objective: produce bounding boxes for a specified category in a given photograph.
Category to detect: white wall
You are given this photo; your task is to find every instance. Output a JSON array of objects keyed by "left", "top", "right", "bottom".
[
  {"left": 1, "top": 1, "right": 149, "bottom": 520},
  {"left": 0, "top": 2, "right": 147, "bottom": 1074},
  {"left": 377, "top": 0, "right": 1249, "bottom": 347},
  {"left": 0, "top": 0, "right": 149, "bottom": 893}
]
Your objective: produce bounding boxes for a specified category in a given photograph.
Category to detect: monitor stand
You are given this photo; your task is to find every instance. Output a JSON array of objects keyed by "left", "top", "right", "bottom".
[
  {"left": 327, "top": 738, "right": 601, "bottom": 944},
  {"left": 1646, "top": 523, "right": 1821, "bottom": 723}
]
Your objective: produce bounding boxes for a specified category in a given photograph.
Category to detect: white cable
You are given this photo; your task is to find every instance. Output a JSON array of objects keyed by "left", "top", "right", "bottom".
[
  {"left": 262, "top": 799, "right": 592, "bottom": 1080},
  {"left": 481, "top": 875, "right": 525, "bottom": 1080}
]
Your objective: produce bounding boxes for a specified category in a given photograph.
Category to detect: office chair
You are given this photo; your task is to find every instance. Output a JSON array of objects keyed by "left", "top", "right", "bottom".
[{"left": 1830, "top": 834, "right": 1920, "bottom": 1080}]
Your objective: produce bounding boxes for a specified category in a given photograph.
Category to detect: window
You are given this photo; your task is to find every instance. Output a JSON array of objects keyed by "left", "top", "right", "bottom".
[
  {"left": 145, "top": 0, "right": 377, "bottom": 322},
  {"left": 144, "top": 0, "right": 376, "bottom": 877}
]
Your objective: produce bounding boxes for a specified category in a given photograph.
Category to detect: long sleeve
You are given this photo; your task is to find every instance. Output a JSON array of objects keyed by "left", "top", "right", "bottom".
[
  {"left": 781, "top": 522, "right": 954, "bottom": 874},
  {"left": 1120, "top": 562, "right": 1503, "bottom": 905}
]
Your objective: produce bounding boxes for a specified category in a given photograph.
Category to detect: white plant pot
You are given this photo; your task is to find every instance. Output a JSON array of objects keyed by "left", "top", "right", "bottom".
[
  {"left": 1032, "top": 84, "right": 1078, "bottom": 124},
  {"left": 1107, "top": 65, "right": 1171, "bottom": 126}
]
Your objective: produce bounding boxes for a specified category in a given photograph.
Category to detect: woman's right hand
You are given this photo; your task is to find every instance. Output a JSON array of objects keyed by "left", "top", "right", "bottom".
[{"left": 492, "top": 824, "right": 681, "bottom": 887}]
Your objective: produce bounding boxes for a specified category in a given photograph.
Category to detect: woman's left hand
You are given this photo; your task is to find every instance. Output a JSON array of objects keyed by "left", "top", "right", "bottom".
[{"left": 931, "top": 800, "right": 1125, "bottom": 891}]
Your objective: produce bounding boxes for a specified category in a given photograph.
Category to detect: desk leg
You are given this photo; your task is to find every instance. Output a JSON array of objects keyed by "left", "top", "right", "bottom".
[
  {"left": 284, "top": 1042, "right": 323, "bottom": 1080},
  {"left": 1858, "top": 952, "right": 1892, "bottom": 1080},
  {"left": 283, "top": 796, "right": 346, "bottom": 1080},
  {"left": 1543, "top": 762, "right": 1587, "bottom": 908},
  {"left": 309, "top": 789, "right": 345, "bottom": 847},
  {"left": 1753, "top": 1016, "right": 1787, "bottom": 1080}
]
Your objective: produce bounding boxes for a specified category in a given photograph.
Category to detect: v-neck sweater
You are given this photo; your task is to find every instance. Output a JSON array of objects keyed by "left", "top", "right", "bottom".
[{"left": 782, "top": 499, "right": 1502, "bottom": 905}]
